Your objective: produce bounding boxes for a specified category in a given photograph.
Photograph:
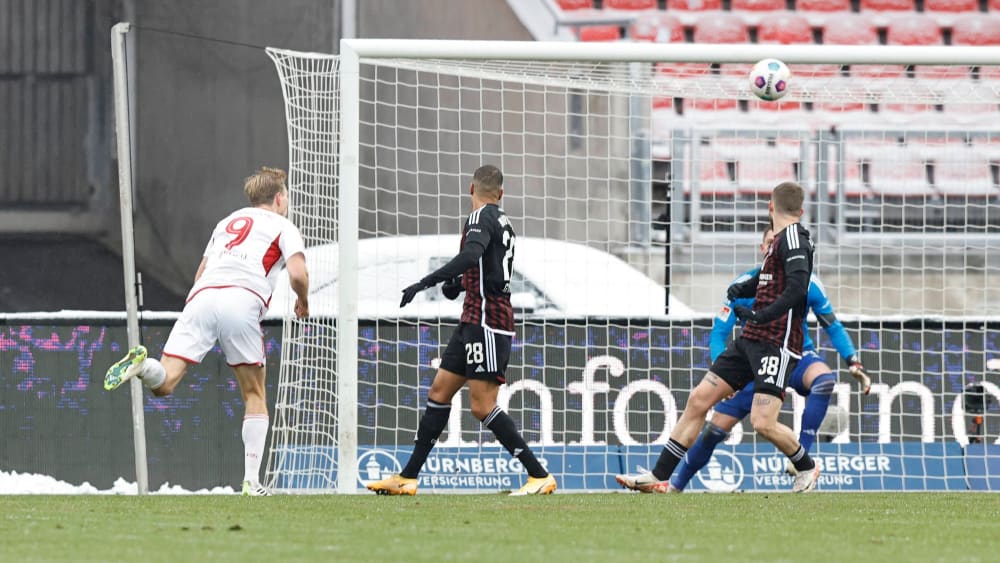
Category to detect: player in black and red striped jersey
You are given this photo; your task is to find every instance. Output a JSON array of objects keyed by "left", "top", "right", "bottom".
[
  {"left": 616, "top": 181, "right": 822, "bottom": 493},
  {"left": 367, "top": 164, "right": 556, "bottom": 497}
]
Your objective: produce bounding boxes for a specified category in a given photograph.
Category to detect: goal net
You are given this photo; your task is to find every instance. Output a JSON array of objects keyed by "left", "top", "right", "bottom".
[{"left": 265, "top": 41, "right": 1000, "bottom": 493}]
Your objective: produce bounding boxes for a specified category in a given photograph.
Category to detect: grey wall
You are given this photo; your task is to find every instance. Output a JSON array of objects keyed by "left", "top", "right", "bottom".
[
  {"left": 124, "top": 0, "right": 532, "bottom": 295},
  {"left": 358, "top": 0, "right": 532, "bottom": 41},
  {"left": 125, "top": 1, "right": 337, "bottom": 293}
]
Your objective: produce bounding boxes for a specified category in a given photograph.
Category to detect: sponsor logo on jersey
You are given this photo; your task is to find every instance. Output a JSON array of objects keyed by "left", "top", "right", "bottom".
[{"left": 717, "top": 305, "right": 732, "bottom": 321}]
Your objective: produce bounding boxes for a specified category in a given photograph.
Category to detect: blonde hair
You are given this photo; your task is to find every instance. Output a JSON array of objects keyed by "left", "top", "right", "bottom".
[
  {"left": 771, "top": 181, "right": 804, "bottom": 215},
  {"left": 244, "top": 166, "right": 287, "bottom": 206}
]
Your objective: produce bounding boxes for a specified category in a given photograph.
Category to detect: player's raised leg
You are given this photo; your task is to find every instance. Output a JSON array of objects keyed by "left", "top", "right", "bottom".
[
  {"left": 670, "top": 409, "right": 743, "bottom": 492},
  {"left": 616, "top": 371, "right": 735, "bottom": 492},
  {"left": 104, "top": 345, "right": 149, "bottom": 390}
]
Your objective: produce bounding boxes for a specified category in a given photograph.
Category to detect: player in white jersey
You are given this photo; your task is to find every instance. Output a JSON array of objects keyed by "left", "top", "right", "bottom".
[{"left": 103, "top": 166, "right": 309, "bottom": 496}]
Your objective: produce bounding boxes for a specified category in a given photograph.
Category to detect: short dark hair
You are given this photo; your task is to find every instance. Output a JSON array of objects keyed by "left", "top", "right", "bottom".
[
  {"left": 472, "top": 165, "right": 503, "bottom": 196},
  {"left": 772, "top": 181, "right": 804, "bottom": 215}
]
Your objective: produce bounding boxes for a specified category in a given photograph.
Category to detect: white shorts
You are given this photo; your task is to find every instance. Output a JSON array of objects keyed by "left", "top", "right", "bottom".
[{"left": 164, "top": 287, "right": 267, "bottom": 366}]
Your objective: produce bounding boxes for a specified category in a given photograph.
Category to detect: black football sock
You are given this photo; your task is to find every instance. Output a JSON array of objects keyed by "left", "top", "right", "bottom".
[
  {"left": 482, "top": 406, "right": 548, "bottom": 478},
  {"left": 789, "top": 445, "right": 816, "bottom": 472},
  {"left": 400, "top": 399, "right": 451, "bottom": 479},
  {"left": 651, "top": 439, "right": 688, "bottom": 481}
]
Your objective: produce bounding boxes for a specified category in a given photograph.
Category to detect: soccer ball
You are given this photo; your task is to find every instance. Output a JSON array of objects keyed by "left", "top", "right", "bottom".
[{"left": 749, "top": 59, "right": 790, "bottom": 102}]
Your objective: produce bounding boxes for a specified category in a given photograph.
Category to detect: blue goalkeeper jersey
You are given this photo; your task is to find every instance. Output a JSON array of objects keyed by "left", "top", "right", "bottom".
[{"left": 710, "top": 267, "right": 858, "bottom": 364}]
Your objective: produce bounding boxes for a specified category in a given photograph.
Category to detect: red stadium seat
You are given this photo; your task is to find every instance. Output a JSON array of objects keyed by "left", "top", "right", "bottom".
[
  {"left": 630, "top": 13, "right": 685, "bottom": 42},
  {"left": 556, "top": 0, "right": 593, "bottom": 9},
  {"left": 605, "top": 0, "right": 657, "bottom": 9},
  {"left": 924, "top": 0, "right": 977, "bottom": 11},
  {"left": 758, "top": 13, "right": 814, "bottom": 43},
  {"left": 992, "top": 0, "right": 1000, "bottom": 11},
  {"left": 916, "top": 140, "right": 997, "bottom": 196},
  {"left": 844, "top": 140, "right": 934, "bottom": 198},
  {"left": 732, "top": 140, "right": 802, "bottom": 195},
  {"left": 693, "top": 14, "right": 749, "bottom": 43},
  {"left": 887, "top": 16, "right": 942, "bottom": 45},
  {"left": 685, "top": 97, "right": 740, "bottom": 111},
  {"left": 748, "top": 98, "right": 804, "bottom": 111},
  {"left": 914, "top": 65, "right": 969, "bottom": 79},
  {"left": 656, "top": 62, "right": 712, "bottom": 76},
  {"left": 860, "top": 0, "right": 915, "bottom": 11},
  {"left": 669, "top": 0, "right": 723, "bottom": 11},
  {"left": 796, "top": 0, "right": 851, "bottom": 11},
  {"left": 732, "top": 0, "right": 785, "bottom": 11},
  {"left": 952, "top": 15, "right": 1000, "bottom": 46},
  {"left": 579, "top": 25, "right": 622, "bottom": 41},
  {"left": 823, "top": 15, "right": 878, "bottom": 45}
]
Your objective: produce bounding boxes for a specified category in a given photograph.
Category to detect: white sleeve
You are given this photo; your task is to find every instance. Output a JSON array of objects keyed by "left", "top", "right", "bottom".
[{"left": 279, "top": 222, "right": 306, "bottom": 260}]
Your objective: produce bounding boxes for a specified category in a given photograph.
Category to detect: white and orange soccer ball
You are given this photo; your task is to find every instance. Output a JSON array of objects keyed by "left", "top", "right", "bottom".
[{"left": 749, "top": 58, "right": 791, "bottom": 102}]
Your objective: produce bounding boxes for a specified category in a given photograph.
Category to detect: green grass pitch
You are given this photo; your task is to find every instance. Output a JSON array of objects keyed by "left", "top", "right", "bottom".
[{"left": 2, "top": 493, "right": 997, "bottom": 562}]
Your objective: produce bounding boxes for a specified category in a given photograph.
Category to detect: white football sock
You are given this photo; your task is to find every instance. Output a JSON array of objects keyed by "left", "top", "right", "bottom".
[
  {"left": 139, "top": 358, "right": 166, "bottom": 390},
  {"left": 242, "top": 415, "right": 269, "bottom": 483}
]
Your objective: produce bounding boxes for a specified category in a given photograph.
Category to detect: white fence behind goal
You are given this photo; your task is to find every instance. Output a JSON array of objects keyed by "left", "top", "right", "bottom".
[{"left": 265, "top": 41, "right": 1000, "bottom": 493}]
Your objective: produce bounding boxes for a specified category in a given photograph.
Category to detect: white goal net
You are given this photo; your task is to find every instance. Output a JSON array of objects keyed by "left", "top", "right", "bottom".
[{"left": 265, "top": 41, "right": 1000, "bottom": 493}]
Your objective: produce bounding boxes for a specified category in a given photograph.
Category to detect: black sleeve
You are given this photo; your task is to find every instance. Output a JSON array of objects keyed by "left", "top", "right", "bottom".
[
  {"left": 420, "top": 240, "right": 485, "bottom": 286},
  {"left": 752, "top": 235, "right": 811, "bottom": 324},
  {"left": 729, "top": 272, "right": 760, "bottom": 300}
]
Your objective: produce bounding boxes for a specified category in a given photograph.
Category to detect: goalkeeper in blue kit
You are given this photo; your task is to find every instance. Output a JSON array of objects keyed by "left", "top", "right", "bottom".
[{"left": 668, "top": 227, "right": 872, "bottom": 492}]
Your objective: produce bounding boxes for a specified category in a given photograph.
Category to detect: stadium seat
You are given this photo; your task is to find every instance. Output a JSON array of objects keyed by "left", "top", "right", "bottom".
[
  {"left": 668, "top": 0, "right": 723, "bottom": 12},
  {"left": 556, "top": 0, "right": 593, "bottom": 9},
  {"left": 824, "top": 16, "right": 901, "bottom": 78},
  {"left": 693, "top": 14, "right": 749, "bottom": 43},
  {"left": 796, "top": 0, "right": 851, "bottom": 11},
  {"left": 684, "top": 97, "right": 741, "bottom": 111},
  {"left": 728, "top": 139, "right": 802, "bottom": 194},
  {"left": 692, "top": 138, "right": 738, "bottom": 197},
  {"left": 860, "top": 0, "right": 916, "bottom": 11},
  {"left": 887, "top": 16, "right": 943, "bottom": 46},
  {"left": 844, "top": 140, "right": 934, "bottom": 198},
  {"left": 992, "top": 0, "right": 1000, "bottom": 11},
  {"left": 605, "top": 0, "right": 657, "bottom": 9},
  {"left": 630, "top": 13, "right": 685, "bottom": 42},
  {"left": 579, "top": 25, "right": 622, "bottom": 41},
  {"left": 915, "top": 140, "right": 997, "bottom": 196},
  {"left": 952, "top": 15, "right": 1000, "bottom": 46},
  {"left": 822, "top": 15, "right": 878, "bottom": 45},
  {"left": 757, "top": 13, "right": 813, "bottom": 44},
  {"left": 731, "top": 0, "right": 786, "bottom": 11},
  {"left": 924, "top": 0, "right": 978, "bottom": 12}
]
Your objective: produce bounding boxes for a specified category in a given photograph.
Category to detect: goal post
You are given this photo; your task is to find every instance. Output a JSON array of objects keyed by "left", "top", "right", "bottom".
[{"left": 266, "top": 39, "right": 1000, "bottom": 493}]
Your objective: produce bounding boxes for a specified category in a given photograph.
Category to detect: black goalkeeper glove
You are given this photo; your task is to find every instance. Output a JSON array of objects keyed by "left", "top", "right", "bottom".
[
  {"left": 441, "top": 276, "right": 463, "bottom": 300},
  {"left": 400, "top": 281, "right": 430, "bottom": 308},
  {"left": 847, "top": 354, "right": 872, "bottom": 395},
  {"left": 733, "top": 305, "right": 757, "bottom": 323},
  {"left": 726, "top": 284, "right": 742, "bottom": 302}
]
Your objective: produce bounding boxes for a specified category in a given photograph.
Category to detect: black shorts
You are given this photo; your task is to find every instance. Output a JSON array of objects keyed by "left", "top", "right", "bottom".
[
  {"left": 709, "top": 338, "right": 798, "bottom": 399},
  {"left": 439, "top": 323, "right": 512, "bottom": 384}
]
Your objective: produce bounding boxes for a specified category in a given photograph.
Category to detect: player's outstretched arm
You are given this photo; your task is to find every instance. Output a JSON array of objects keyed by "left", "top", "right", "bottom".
[
  {"left": 400, "top": 242, "right": 486, "bottom": 307},
  {"left": 726, "top": 273, "right": 759, "bottom": 301},
  {"left": 815, "top": 311, "right": 871, "bottom": 394}
]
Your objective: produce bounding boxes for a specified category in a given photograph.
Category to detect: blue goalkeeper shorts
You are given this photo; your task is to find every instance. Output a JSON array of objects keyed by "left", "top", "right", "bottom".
[{"left": 713, "top": 350, "right": 825, "bottom": 420}]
